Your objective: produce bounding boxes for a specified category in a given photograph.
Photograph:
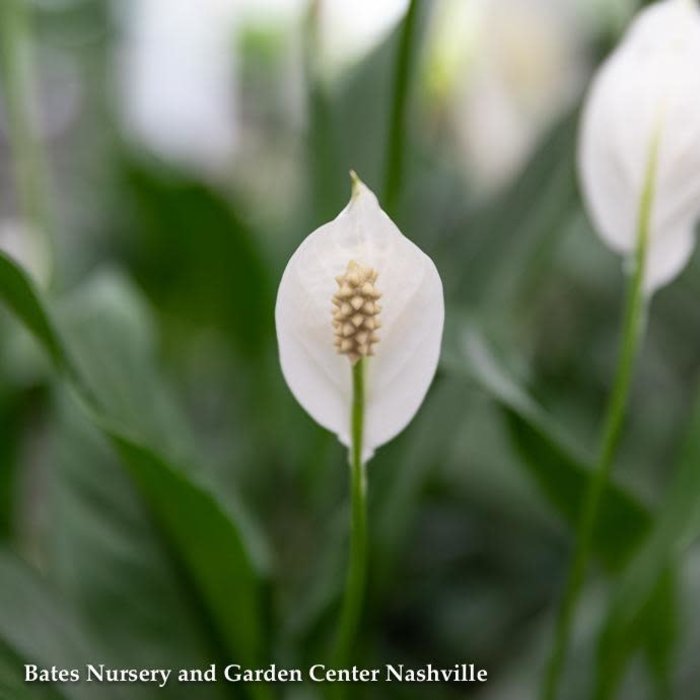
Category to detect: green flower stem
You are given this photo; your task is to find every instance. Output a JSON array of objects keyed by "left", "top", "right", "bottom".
[
  {"left": 541, "top": 135, "right": 660, "bottom": 700},
  {"left": 383, "top": 0, "right": 421, "bottom": 216},
  {"left": 0, "top": 0, "right": 53, "bottom": 285},
  {"left": 332, "top": 359, "right": 368, "bottom": 675}
]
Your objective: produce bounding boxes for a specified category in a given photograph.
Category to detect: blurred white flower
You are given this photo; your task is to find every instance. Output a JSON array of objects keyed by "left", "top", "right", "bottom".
[
  {"left": 117, "top": 0, "right": 241, "bottom": 176},
  {"left": 275, "top": 175, "right": 444, "bottom": 460},
  {"left": 426, "top": 0, "right": 588, "bottom": 190},
  {"left": 116, "top": 0, "right": 411, "bottom": 177},
  {"left": 316, "top": 0, "right": 409, "bottom": 77},
  {"left": 579, "top": 0, "right": 700, "bottom": 293}
]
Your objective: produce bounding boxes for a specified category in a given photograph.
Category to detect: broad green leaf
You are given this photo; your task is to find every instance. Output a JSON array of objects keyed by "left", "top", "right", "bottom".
[
  {"left": 0, "top": 253, "right": 270, "bottom": 682},
  {"left": 106, "top": 426, "right": 269, "bottom": 673},
  {"left": 595, "top": 386, "right": 700, "bottom": 698},
  {"left": 446, "top": 323, "right": 681, "bottom": 695},
  {"left": 120, "top": 159, "right": 272, "bottom": 357},
  {"left": 48, "top": 392, "right": 229, "bottom": 700},
  {"left": 56, "top": 274, "right": 270, "bottom": 676},
  {"left": 443, "top": 324, "right": 651, "bottom": 570},
  {"left": 0, "top": 253, "right": 67, "bottom": 372},
  {"left": 54, "top": 271, "right": 194, "bottom": 463},
  {"left": 0, "top": 550, "right": 122, "bottom": 700}
]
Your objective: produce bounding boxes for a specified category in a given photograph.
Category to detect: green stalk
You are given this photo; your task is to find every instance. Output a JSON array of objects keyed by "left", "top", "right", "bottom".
[
  {"left": 541, "top": 133, "right": 661, "bottom": 700},
  {"left": 303, "top": 0, "right": 343, "bottom": 221},
  {"left": 0, "top": 0, "right": 52, "bottom": 285},
  {"left": 332, "top": 360, "right": 368, "bottom": 675},
  {"left": 382, "top": 0, "right": 421, "bottom": 216}
]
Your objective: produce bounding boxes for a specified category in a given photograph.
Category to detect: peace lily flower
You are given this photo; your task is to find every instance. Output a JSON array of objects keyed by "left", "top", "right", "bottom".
[
  {"left": 275, "top": 172, "right": 444, "bottom": 462},
  {"left": 544, "top": 3, "right": 700, "bottom": 696},
  {"left": 117, "top": 0, "right": 411, "bottom": 177},
  {"left": 425, "top": 0, "right": 588, "bottom": 191},
  {"left": 579, "top": 0, "right": 700, "bottom": 293},
  {"left": 276, "top": 172, "right": 442, "bottom": 670},
  {"left": 118, "top": 0, "right": 302, "bottom": 174}
]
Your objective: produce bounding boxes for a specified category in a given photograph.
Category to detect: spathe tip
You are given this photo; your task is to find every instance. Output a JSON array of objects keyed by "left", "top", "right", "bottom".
[{"left": 349, "top": 169, "right": 364, "bottom": 199}]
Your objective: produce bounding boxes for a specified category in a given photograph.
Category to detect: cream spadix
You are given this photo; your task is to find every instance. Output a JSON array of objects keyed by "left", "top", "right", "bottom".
[
  {"left": 579, "top": 0, "right": 700, "bottom": 293},
  {"left": 275, "top": 174, "right": 444, "bottom": 460}
]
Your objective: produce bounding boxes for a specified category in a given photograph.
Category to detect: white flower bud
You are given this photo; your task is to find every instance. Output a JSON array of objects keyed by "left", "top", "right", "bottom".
[
  {"left": 579, "top": 0, "right": 700, "bottom": 293},
  {"left": 275, "top": 175, "right": 444, "bottom": 461}
]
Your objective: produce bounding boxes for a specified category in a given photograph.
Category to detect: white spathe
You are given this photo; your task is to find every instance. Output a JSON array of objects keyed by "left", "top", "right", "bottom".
[
  {"left": 275, "top": 178, "right": 444, "bottom": 461},
  {"left": 579, "top": 0, "right": 700, "bottom": 293}
]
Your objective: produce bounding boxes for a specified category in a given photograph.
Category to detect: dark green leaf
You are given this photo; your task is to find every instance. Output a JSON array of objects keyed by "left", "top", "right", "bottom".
[
  {"left": 120, "top": 160, "right": 272, "bottom": 357},
  {"left": 0, "top": 254, "right": 270, "bottom": 682},
  {"left": 446, "top": 323, "right": 682, "bottom": 696},
  {"left": 106, "top": 426, "right": 269, "bottom": 671},
  {"left": 443, "top": 324, "right": 651, "bottom": 570},
  {"left": 48, "top": 393, "right": 229, "bottom": 700},
  {"left": 0, "top": 549, "right": 123, "bottom": 700},
  {"left": 0, "top": 388, "right": 25, "bottom": 539},
  {"left": 0, "top": 253, "right": 67, "bottom": 372},
  {"left": 54, "top": 271, "right": 194, "bottom": 461},
  {"left": 595, "top": 386, "right": 700, "bottom": 698}
]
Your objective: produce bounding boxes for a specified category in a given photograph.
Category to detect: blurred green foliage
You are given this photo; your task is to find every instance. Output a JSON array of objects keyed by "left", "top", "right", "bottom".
[{"left": 2, "top": 1, "right": 700, "bottom": 700}]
